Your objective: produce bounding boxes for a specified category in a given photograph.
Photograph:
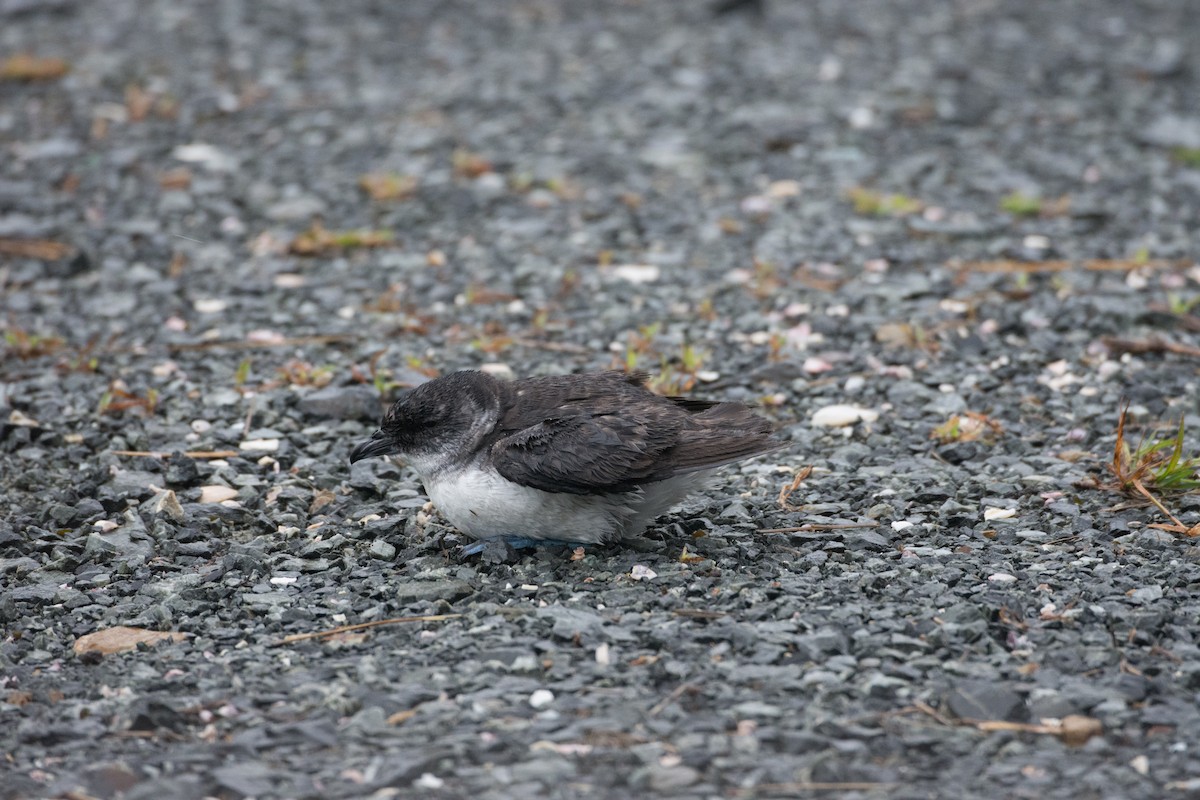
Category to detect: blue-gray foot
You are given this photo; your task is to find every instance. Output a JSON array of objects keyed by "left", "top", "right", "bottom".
[{"left": 460, "top": 536, "right": 595, "bottom": 557}]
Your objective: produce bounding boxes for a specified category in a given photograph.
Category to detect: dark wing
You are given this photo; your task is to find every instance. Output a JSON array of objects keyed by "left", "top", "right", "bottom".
[
  {"left": 492, "top": 408, "right": 684, "bottom": 495},
  {"left": 491, "top": 401, "right": 777, "bottom": 496}
]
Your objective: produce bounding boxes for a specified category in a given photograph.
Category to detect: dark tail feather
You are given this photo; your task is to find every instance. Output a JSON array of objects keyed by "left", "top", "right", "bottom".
[{"left": 668, "top": 404, "right": 779, "bottom": 471}]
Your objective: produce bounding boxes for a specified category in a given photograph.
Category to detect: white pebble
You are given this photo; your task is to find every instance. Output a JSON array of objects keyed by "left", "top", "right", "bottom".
[
  {"left": 987, "top": 573, "right": 1018, "bottom": 584},
  {"left": 810, "top": 404, "right": 879, "bottom": 428},
  {"left": 766, "top": 179, "right": 801, "bottom": 198},
  {"left": 610, "top": 264, "right": 660, "bottom": 284},
  {"left": 479, "top": 363, "right": 515, "bottom": 381},
  {"left": 198, "top": 485, "right": 238, "bottom": 504},
  {"left": 193, "top": 298, "right": 226, "bottom": 314},
  {"left": 273, "top": 273, "right": 306, "bottom": 288},
  {"left": 8, "top": 409, "right": 39, "bottom": 427},
  {"left": 630, "top": 564, "right": 658, "bottom": 581},
  {"left": 983, "top": 507, "right": 1017, "bottom": 521},
  {"left": 802, "top": 357, "right": 833, "bottom": 374},
  {"left": 414, "top": 774, "right": 445, "bottom": 790},
  {"left": 529, "top": 689, "right": 555, "bottom": 709},
  {"left": 239, "top": 438, "right": 280, "bottom": 452}
]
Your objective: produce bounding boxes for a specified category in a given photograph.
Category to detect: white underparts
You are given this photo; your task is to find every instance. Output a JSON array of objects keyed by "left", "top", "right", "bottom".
[{"left": 418, "top": 463, "right": 711, "bottom": 544}]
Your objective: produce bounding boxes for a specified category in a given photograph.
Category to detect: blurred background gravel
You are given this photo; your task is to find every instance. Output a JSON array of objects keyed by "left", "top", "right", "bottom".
[{"left": 2, "top": 1, "right": 1200, "bottom": 798}]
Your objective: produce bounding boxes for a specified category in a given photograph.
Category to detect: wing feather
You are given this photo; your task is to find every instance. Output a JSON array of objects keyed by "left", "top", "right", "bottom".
[{"left": 491, "top": 401, "right": 776, "bottom": 495}]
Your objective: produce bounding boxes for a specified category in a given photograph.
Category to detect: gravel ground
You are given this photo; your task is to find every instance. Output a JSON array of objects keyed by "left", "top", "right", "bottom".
[{"left": 3, "top": 1, "right": 1200, "bottom": 798}]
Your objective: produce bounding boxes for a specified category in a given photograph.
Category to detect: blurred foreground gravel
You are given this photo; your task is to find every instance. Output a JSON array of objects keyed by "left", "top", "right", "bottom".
[{"left": 2, "top": 1, "right": 1200, "bottom": 798}]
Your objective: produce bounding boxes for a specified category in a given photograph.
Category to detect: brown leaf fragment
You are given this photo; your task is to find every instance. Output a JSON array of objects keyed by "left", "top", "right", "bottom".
[
  {"left": 1, "top": 53, "right": 70, "bottom": 81},
  {"left": 386, "top": 708, "right": 419, "bottom": 726},
  {"left": 451, "top": 148, "right": 493, "bottom": 178},
  {"left": 74, "top": 626, "right": 188, "bottom": 656},
  {"left": 932, "top": 412, "right": 1003, "bottom": 444},
  {"left": 288, "top": 221, "right": 393, "bottom": 256},
  {"left": 359, "top": 173, "right": 419, "bottom": 201},
  {"left": 158, "top": 168, "right": 193, "bottom": 190},
  {"left": 125, "top": 84, "right": 154, "bottom": 121},
  {"left": 874, "top": 322, "right": 918, "bottom": 348},
  {"left": 0, "top": 238, "right": 75, "bottom": 260},
  {"left": 309, "top": 488, "right": 336, "bottom": 515}
]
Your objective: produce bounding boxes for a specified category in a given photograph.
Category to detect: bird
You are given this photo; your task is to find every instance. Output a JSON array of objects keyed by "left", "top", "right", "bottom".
[{"left": 349, "top": 370, "right": 779, "bottom": 554}]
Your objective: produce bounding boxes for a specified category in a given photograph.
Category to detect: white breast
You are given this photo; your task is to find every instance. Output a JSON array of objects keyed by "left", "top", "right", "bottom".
[{"left": 418, "top": 463, "right": 708, "bottom": 544}]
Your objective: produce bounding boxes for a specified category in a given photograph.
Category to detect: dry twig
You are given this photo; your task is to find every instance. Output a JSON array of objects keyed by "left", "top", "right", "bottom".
[
  {"left": 111, "top": 450, "right": 239, "bottom": 459},
  {"left": 276, "top": 613, "right": 462, "bottom": 645},
  {"left": 167, "top": 334, "right": 356, "bottom": 353},
  {"left": 777, "top": 465, "right": 813, "bottom": 511},
  {"left": 1099, "top": 336, "right": 1200, "bottom": 359},
  {"left": 759, "top": 522, "right": 878, "bottom": 534}
]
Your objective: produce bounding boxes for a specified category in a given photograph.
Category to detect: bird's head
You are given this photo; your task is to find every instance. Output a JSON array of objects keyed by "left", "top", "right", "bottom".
[{"left": 349, "top": 371, "right": 502, "bottom": 469}]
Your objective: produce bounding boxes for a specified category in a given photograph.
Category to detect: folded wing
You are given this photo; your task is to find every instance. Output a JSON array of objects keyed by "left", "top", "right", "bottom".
[{"left": 491, "top": 401, "right": 776, "bottom": 496}]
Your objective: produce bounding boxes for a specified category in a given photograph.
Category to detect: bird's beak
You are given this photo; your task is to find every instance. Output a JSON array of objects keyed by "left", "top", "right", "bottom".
[{"left": 349, "top": 430, "right": 394, "bottom": 464}]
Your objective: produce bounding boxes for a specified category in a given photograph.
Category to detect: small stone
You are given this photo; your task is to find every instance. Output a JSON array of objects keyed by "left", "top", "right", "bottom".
[
  {"left": 644, "top": 764, "right": 700, "bottom": 791},
  {"left": 609, "top": 264, "right": 660, "bottom": 284},
  {"left": 862, "top": 674, "right": 909, "bottom": 698},
  {"left": 265, "top": 195, "right": 326, "bottom": 221},
  {"left": 82, "top": 532, "right": 121, "bottom": 561},
  {"left": 529, "top": 689, "right": 554, "bottom": 709},
  {"left": 193, "top": 298, "right": 226, "bottom": 314},
  {"left": 165, "top": 453, "right": 200, "bottom": 486},
  {"left": 846, "top": 530, "right": 890, "bottom": 551},
  {"left": 392, "top": 580, "right": 473, "bottom": 604},
  {"left": 414, "top": 774, "right": 444, "bottom": 790},
  {"left": 945, "top": 681, "right": 1024, "bottom": 722},
  {"left": 630, "top": 564, "right": 657, "bottom": 581},
  {"left": 368, "top": 540, "right": 396, "bottom": 561},
  {"left": 733, "top": 700, "right": 783, "bottom": 717},
  {"left": 811, "top": 404, "right": 879, "bottom": 428},
  {"left": 1138, "top": 114, "right": 1200, "bottom": 149},
  {"left": 1127, "top": 585, "right": 1164, "bottom": 604},
  {"left": 212, "top": 761, "right": 279, "bottom": 797},
  {"left": 151, "top": 490, "right": 186, "bottom": 522},
  {"left": 297, "top": 385, "right": 382, "bottom": 421},
  {"left": 198, "top": 485, "right": 238, "bottom": 504}
]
